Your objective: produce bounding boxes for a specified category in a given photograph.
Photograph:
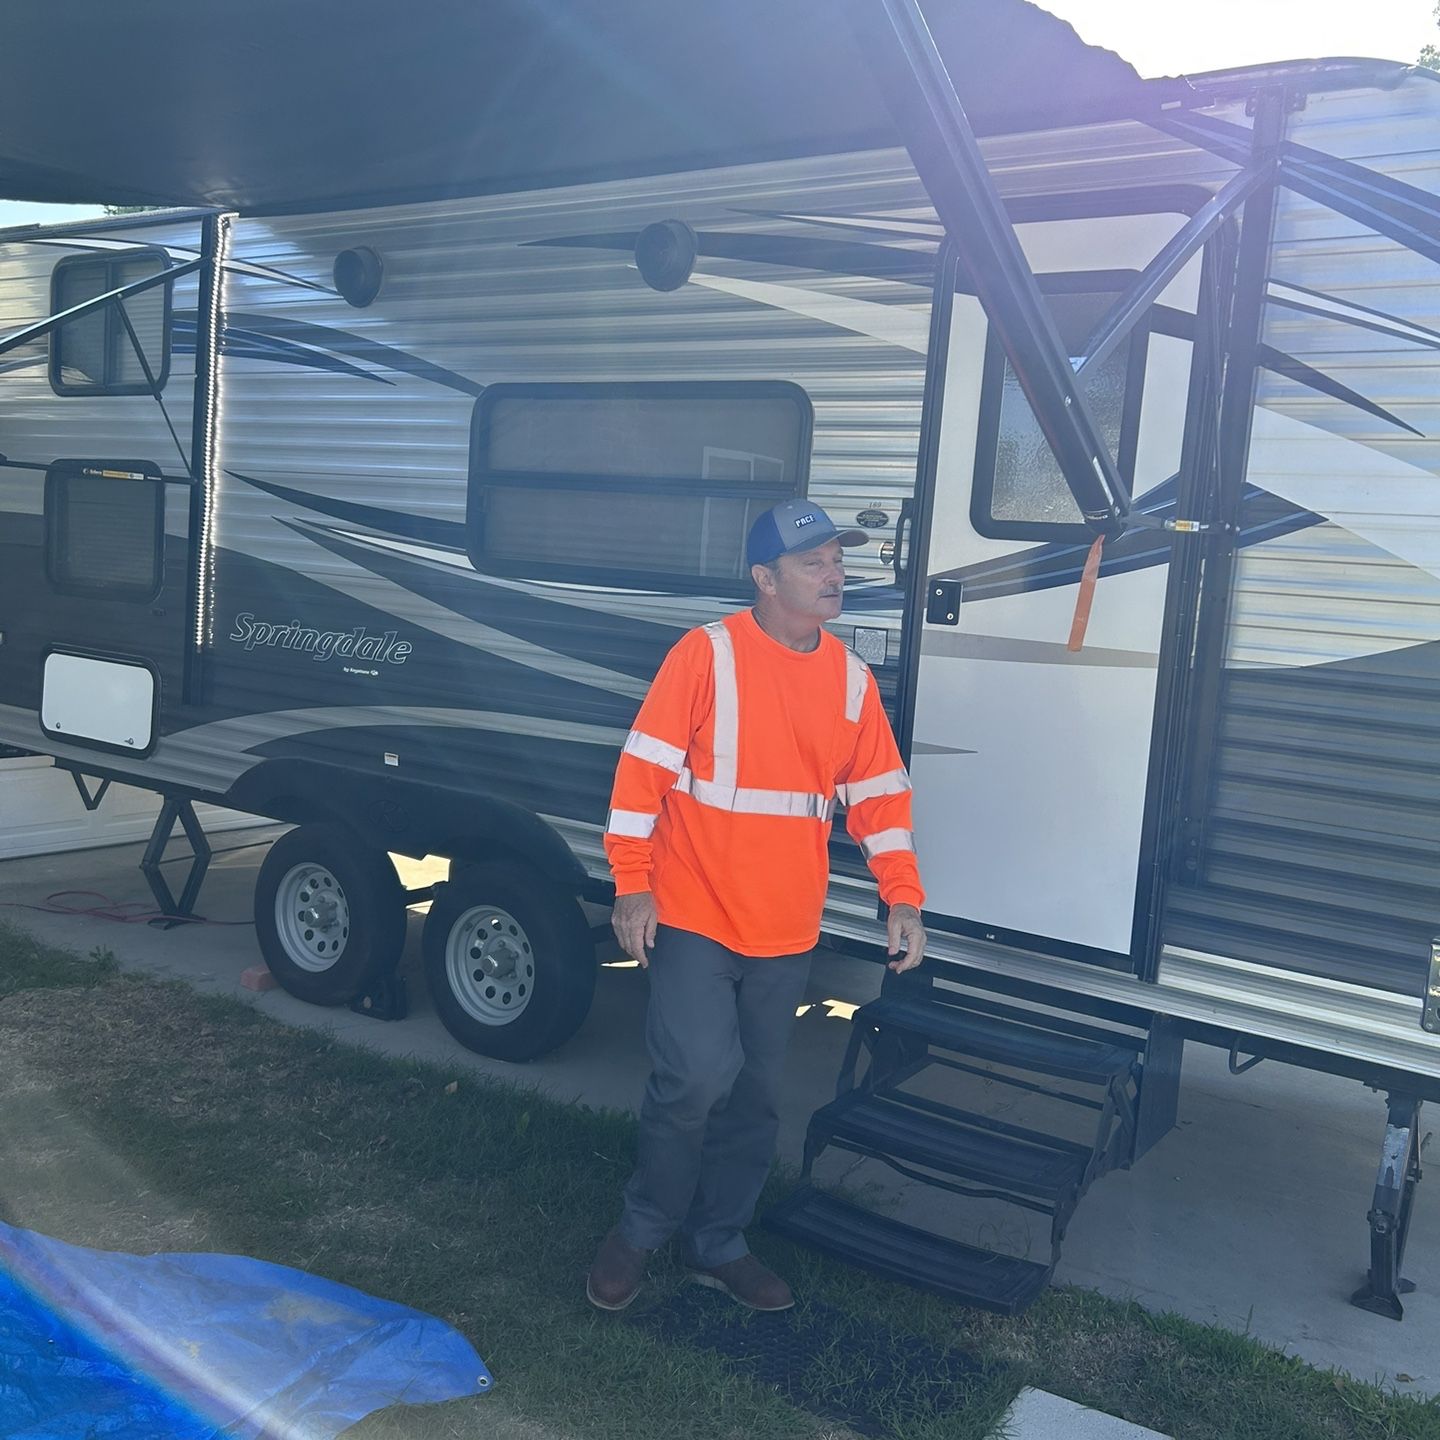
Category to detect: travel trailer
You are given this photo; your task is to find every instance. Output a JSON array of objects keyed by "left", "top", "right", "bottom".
[{"left": 1, "top": 0, "right": 1438, "bottom": 1316}]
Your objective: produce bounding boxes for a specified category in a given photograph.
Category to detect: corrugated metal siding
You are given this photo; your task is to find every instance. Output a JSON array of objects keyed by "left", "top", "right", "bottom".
[
  {"left": 1168, "top": 656, "right": 1440, "bottom": 990},
  {"left": 213, "top": 153, "right": 937, "bottom": 714},
  {"left": 1167, "top": 75, "right": 1440, "bottom": 995},
  {"left": 1226, "top": 523, "right": 1440, "bottom": 668},
  {"left": 216, "top": 151, "right": 937, "bottom": 579}
]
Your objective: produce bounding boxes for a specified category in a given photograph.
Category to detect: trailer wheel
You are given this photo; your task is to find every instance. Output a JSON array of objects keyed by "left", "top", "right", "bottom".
[
  {"left": 255, "top": 824, "right": 407, "bottom": 1006},
  {"left": 423, "top": 861, "right": 595, "bottom": 1061}
]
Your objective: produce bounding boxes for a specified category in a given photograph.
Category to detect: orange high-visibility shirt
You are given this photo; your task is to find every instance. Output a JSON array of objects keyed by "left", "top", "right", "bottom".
[{"left": 604, "top": 609, "right": 925, "bottom": 956}]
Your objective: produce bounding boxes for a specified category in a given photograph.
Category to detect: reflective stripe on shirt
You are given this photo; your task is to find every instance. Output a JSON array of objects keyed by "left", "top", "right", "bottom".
[
  {"left": 674, "top": 769, "right": 835, "bottom": 820},
  {"left": 703, "top": 620, "right": 740, "bottom": 790},
  {"left": 860, "top": 827, "right": 916, "bottom": 859},
  {"left": 844, "top": 648, "right": 868, "bottom": 724},
  {"left": 692, "top": 620, "right": 839, "bottom": 823},
  {"left": 837, "top": 767, "right": 912, "bottom": 807},
  {"left": 623, "top": 729, "right": 686, "bottom": 774},
  {"left": 605, "top": 808, "right": 658, "bottom": 839}
]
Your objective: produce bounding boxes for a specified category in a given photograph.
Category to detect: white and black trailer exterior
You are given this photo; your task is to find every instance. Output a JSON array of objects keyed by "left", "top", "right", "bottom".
[{"left": 3, "top": 37, "right": 1440, "bottom": 1313}]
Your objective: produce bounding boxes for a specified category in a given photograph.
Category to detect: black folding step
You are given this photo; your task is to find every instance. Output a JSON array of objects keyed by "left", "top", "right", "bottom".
[
  {"left": 769, "top": 972, "right": 1163, "bottom": 1317},
  {"left": 854, "top": 993, "right": 1138, "bottom": 1085},
  {"left": 811, "top": 1088, "right": 1090, "bottom": 1200},
  {"left": 766, "top": 1186, "right": 1052, "bottom": 1315}
]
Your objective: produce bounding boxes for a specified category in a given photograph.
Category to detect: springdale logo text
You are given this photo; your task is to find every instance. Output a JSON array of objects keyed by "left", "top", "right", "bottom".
[{"left": 228, "top": 613, "right": 414, "bottom": 664}]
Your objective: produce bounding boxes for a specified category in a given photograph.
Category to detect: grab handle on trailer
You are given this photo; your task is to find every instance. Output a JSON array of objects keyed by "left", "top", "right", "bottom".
[{"left": 887, "top": 498, "right": 915, "bottom": 581}]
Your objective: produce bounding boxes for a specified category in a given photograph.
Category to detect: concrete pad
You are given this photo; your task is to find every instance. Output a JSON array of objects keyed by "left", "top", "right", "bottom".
[
  {"left": 995, "top": 1389, "right": 1170, "bottom": 1439},
  {"left": 1, "top": 833, "right": 1437, "bottom": 1395}
]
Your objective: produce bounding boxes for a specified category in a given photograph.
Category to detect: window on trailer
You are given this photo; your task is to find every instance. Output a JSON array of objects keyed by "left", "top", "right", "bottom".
[
  {"left": 467, "top": 382, "right": 813, "bottom": 592},
  {"left": 44, "top": 463, "right": 165, "bottom": 602},
  {"left": 49, "top": 248, "right": 171, "bottom": 396},
  {"left": 972, "top": 271, "right": 1148, "bottom": 541}
]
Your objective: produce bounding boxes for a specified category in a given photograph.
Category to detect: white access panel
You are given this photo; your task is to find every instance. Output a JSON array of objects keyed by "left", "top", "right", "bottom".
[{"left": 41, "top": 652, "right": 156, "bottom": 752}]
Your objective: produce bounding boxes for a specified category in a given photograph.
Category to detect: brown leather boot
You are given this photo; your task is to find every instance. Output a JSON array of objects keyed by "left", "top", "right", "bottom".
[
  {"left": 586, "top": 1228, "right": 650, "bottom": 1311},
  {"left": 688, "top": 1253, "right": 794, "bottom": 1311}
]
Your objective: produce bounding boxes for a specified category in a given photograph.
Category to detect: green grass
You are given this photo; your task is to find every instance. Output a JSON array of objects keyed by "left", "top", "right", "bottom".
[
  {"left": 0, "top": 916, "right": 1436, "bottom": 1440},
  {"left": 0, "top": 920, "right": 116, "bottom": 997}
]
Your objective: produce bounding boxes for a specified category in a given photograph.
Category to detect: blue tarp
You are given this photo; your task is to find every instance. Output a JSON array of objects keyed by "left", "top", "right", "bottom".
[{"left": 0, "top": 1222, "right": 491, "bottom": 1438}]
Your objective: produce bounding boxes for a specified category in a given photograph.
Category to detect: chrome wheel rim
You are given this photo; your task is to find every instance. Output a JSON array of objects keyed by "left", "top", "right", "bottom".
[
  {"left": 445, "top": 905, "right": 535, "bottom": 1025},
  {"left": 274, "top": 862, "right": 351, "bottom": 973}
]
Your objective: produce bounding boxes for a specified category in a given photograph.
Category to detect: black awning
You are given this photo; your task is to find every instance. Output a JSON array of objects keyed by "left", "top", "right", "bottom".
[{"left": 0, "top": 0, "right": 1154, "bottom": 214}]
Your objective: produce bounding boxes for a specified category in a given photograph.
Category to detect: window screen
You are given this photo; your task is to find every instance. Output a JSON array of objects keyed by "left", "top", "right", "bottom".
[
  {"left": 50, "top": 249, "right": 171, "bottom": 396},
  {"left": 45, "top": 463, "right": 164, "bottom": 600},
  {"left": 973, "top": 277, "right": 1146, "bottom": 539},
  {"left": 469, "top": 383, "right": 811, "bottom": 589}
]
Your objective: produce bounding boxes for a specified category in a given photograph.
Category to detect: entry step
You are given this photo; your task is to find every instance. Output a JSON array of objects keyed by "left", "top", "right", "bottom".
[
  {"left": 854, "top": 993, "right": 1140, "bottom": 1085},
  {"left": 812, "top": 1088, "right": 1090, "bottom": 1201},
  {"left": 765, "top": 1186, "right": 1052, "bottom": 1315}
]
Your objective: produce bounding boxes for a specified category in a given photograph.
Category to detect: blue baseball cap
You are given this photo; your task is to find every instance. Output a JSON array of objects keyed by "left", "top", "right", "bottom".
[{"left": 746, "top": 499, "right": 867, "bottom": 568}]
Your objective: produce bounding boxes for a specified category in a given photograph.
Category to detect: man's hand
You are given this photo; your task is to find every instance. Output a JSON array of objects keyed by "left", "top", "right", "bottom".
[
  {"left": 612, "top": 891, "right": 659, "bottom": 968},
  {"left": 886, "top": 903, "right": 926, "bottom": 973}
]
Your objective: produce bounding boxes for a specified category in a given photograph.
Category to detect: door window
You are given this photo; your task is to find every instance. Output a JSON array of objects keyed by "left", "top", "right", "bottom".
[{"left": 972, "top": 273, "right": 1148, "bottom": 540}]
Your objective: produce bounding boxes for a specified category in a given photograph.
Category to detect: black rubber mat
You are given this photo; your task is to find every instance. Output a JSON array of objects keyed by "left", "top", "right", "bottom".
[{"left": 628, "top": 1284, "right": 989, "bottom": 1437}]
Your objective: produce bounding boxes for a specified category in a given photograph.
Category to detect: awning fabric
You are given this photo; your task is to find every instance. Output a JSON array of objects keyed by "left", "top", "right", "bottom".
[{"left": 0, "top": 0, "right": 1155, "bottom": 214}]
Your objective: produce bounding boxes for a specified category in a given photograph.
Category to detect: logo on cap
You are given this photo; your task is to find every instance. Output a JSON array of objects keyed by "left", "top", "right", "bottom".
[{"left": 793, "top": 513, "right": 817, "bottom": 528}]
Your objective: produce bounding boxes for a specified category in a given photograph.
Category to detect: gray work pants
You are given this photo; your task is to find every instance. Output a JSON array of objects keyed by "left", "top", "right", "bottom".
[{"left": 618, "top": 925, "right": 812, "bottom": 1268}]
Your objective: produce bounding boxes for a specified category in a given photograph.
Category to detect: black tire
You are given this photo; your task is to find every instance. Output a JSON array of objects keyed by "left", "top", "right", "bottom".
[
  {"left": 254, "top": 823, "right": 408, "bottom": 1006},
  {"left": 423, "top": 860, "right": 595, "bottom": 1061}
]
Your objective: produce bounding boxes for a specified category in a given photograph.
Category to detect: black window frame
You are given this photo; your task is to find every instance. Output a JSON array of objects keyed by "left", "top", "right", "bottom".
[
  {"left": 48, "top": 246, "right": 173, "bottom": 397},
  {"left": 971, "top": 269, "right": 1150, "bottom": 543},
  {"left": 467, "top": 379, "right": 814, "bottom": 595},
  {"left": 44, "top": 459, "right": 167, "bottom": 603}
]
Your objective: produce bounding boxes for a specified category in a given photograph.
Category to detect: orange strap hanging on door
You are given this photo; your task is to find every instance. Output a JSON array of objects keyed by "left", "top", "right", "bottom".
[{"left": 1066, "top": 534, "right": 1106, "bottom": 652}]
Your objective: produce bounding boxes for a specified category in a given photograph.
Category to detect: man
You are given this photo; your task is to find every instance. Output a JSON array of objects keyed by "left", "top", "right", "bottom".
[{"left": 588, "top": 498, "right": 926, "bottom": 1313}]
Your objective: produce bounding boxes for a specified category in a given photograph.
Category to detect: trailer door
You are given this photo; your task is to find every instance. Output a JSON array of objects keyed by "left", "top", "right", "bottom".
[{"left": 902, "top": 215, "right": 1199, "bottom": 968}]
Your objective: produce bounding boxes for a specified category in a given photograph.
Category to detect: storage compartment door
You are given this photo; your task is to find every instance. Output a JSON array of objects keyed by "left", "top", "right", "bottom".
[{"left": 41, "top": 650, "right": 157, "bottom": 754}]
